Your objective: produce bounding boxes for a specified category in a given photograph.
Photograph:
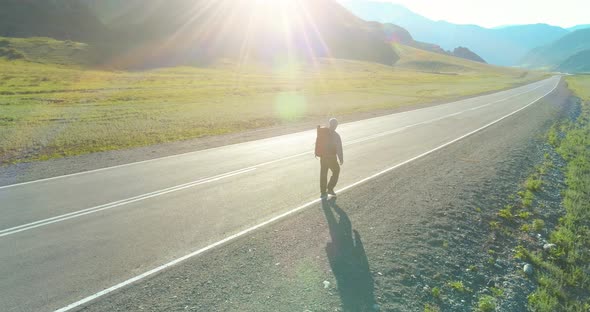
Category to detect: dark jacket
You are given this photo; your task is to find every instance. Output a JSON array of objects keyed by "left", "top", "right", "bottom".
[{"left": 326, "top": 130, "right": 343, "bottom": 163}]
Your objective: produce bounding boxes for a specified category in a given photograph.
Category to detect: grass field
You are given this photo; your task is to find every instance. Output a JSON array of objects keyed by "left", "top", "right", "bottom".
[
  {"left": 523, "top": 75, "right": 590, "bottom": 311},
  {"left": 0, "top": 37, "right": 546, "bottom": 164},
  {"left": 486, "top": 74, "right": 590, "bottom": 311}
]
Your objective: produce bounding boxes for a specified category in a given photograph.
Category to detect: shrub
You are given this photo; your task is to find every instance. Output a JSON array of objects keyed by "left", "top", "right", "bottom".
[
  {"left": 525, "top": 177, "right": 542, "bottom": 192},
  {"left": 521, "top": 190, "right": 534, "bottom": 207},
  {"left": 498, "top": 205, "right": 514, "bottom": 220},
  {"left": 424, "top": 303, "right": 441, "bottom": 312},
  {"left": 448, "top": 280, "right": 470, "bottom": 292},
  {"left": 0, "top": 47, "right": 25, "bottom": 60},
  {"left": 431, "top": 286, "right": 441, "bottom": 299},
  {"left": 532, "top": 219, "right": 545, "bottom": 232},
  {"left": 476, "top": 295, "right": 496, "bottom": 312}
]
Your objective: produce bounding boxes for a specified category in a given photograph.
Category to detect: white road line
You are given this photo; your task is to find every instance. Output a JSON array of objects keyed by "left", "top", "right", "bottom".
[
  {"left": 0, "top": 77, "right": 555, "bottom": 190},
  {"left": 54, "top": 77, "right": 559, "bottom": 312},
  {"left": 0, "top": 168, "right": 256, "bottom": 238},
  {"left": 342, "top": 82, "right": 546, "bottom": 145},
  {"left": 0, "top": 80, "right": 555, "bottom": 237}
]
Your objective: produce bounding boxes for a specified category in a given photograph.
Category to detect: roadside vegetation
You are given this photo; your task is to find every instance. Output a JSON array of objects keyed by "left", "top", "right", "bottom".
[
  {"left": 521, "top": 75, "right": 590, "bottom": 311},
  {"left": 0, "top": 37, "right": 545, "bottom": 164},
  {"left": 474, "top": 75, "right": 590, "bottom": 312}
]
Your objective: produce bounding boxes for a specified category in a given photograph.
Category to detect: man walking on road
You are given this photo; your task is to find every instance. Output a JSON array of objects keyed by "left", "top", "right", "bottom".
[{"left": 318, "top": 118, "right": 343, "bottom": 199}]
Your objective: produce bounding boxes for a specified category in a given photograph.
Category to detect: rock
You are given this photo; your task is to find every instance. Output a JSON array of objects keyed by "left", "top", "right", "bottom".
[
  {"left": 523, "top": 263, "right": 534, "bottom": 276},
  {"left": 323, "top": 280, "right": 331, "bottom": 289},
  {"left": 543, "top": 243, "right": 556, "bottom": 251}
]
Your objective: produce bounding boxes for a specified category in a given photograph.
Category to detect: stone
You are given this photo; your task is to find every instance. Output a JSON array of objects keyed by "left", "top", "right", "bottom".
[{"left": 523, "top": 263, "right": 534, "bottom": 276}]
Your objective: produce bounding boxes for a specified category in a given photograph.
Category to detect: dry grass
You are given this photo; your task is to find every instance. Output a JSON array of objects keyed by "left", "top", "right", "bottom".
[{"left": 0, "top": 39, "right": 546, "bottom": 164}]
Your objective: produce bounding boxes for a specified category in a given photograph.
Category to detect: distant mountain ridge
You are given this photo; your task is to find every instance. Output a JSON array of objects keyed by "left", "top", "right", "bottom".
[
  {"left": 338, "top": 0, "right": 574, "bottom": 66},
  {"left": 377, "top": 22, "right": 486, "bottom": 63},
  {"left": 522, "top": 28, "right": 590, "bottom": 72}
]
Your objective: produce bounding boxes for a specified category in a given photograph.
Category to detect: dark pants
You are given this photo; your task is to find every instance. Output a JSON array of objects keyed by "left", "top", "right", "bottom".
[{"left": 320, "top": 156, "right": 340, "bottom": 194}]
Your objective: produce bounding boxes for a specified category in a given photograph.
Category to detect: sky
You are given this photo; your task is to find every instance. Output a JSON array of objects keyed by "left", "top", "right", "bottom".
[{"left": 376, "top": 0, "right": 590, "bottom": 28}]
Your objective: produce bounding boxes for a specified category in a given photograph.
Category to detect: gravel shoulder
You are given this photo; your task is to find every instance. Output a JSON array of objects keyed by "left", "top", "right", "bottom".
[
  {"left": 76, "top": 81, "right": 571, "bottom": 312},
  {"left": 0, "top": 80, "right": 544, "bottom": 187}
]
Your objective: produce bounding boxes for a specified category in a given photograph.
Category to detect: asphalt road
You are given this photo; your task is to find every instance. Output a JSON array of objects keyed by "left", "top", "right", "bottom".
[{"left": 0, "top": 76, "right": 560, "bottom": 312}]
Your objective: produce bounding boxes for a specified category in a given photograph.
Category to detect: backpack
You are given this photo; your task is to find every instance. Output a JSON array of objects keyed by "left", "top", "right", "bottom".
[{"left": 315, "top": 126, "right": 332, "bottom": 157}]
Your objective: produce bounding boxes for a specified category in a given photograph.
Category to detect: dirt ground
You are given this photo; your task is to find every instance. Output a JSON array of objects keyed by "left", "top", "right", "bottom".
[{"left": 75, "top": 82, "right": 572, "bottom": 312}]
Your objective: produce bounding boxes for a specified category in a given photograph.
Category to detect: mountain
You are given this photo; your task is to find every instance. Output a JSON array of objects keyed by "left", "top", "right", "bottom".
[
  {"left": 376, "top": 22, "right": 486, "bottom": 63},
  {"left": 338, "top": 0, "right": 569, "bottom": 66},
  {"left": 557, "top": 50, "right": 590, "bottom": 73},
  {"left": 85, "top": 0, "right": 400, "bottom": 68},
  {"left": 0, "top": 0, "right": 399, "bottom": 68},
  {"left": 522, "top": 28, "right": 590, "bottom": 69},
  {"left": 0, "top": 0, "right": 106, "bottom": 41},
  {"left": 452, "top": 47, "right": 486, "bottom": 63},
  {"left": 568, "top": 24, "right": 590, "bottom": 31}
]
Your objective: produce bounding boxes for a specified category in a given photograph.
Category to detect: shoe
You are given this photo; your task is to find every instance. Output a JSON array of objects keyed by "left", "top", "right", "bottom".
[
  {"left": 327, "top": 189, "right": 337, "bottom": 196},
  {"left": 321, "top": 193, "right": 328, "bottom": 199}
]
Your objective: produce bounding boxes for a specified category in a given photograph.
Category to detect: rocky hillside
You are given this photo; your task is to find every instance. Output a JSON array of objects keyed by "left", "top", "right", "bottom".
[{"left": 452, "top": 47, "right": 486, "bottom": 63}]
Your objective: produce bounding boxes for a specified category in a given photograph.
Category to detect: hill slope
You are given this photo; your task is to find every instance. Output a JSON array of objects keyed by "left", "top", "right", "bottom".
[
  {"left": 0, "top": 0, "right": 399, "bottom": 68},
  {"left": 394, "top": 44, "right": 505, "bottom": 74},
  {"left": 338, "top": 0, "right": 569, "bottom": 66},
  {"left": 89, "top": 0, "right": 400, "bottom": 68},
  {"left": 0, "top": 0, "right": 106, "bottom": 41},
  {"left": 521, "top": 28, "right": 590, "bottom": 70},
  {"left": 452, "top": 47, "right": 486, "bottom": 63},
  {"left": 557, "top": 50, "right": 590, "bottom": 73}
]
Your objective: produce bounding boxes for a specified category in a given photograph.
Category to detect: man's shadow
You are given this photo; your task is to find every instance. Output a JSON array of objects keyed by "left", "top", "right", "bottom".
[{"left": 322, "top": 198, "right": 376, "bottom": 312}]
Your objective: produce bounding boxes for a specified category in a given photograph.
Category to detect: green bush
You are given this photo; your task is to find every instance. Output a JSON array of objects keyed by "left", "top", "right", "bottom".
[
  {"left": 424, "top": 303, "right": 440, "bottom": 312},
  {"left": 0, "top": 47, "right": 25, "bottom": 60},
  {"left": 525, "top": 177, "right": 542, "bottom": 192},
  {"left": 476, "top": 295, "right": 496, "bottom": 312},
  {"left": 431, "top": 286, "right": 441, "bottom": 299},
  {"left": 532, "top": 219, "right": 545, "bottom": 232}
]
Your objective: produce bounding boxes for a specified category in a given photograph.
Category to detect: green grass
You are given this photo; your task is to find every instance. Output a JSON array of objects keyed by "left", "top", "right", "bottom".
[
  {"left": 424, "top": 303, "right": 441, "bottom": 312},
  {"left": 525, "top": 176, "right": 543, "bottom": 192},
  {"left": 447, "top": 280, "right": 471, "bottom": 293},
  {"left": 0, "top": 38, "right": 546, "bottom": 164},
  {"left": 0, "top": 36, "right": 98, "bottom": 65},
  {"left": 475, "top": 295, "right": 496, "bottom": 312},
  {"left": 524, "top": 75, "right": 590, "bottom": 311},
  {"left": 498, "top": 204, "right": 514, "bottom": 220},
  {"left": 490, "top": 287, "right": 504, "bottom": 298},
  {"left": 521, "top": 190, "right": 535, "bottom": 207},
  {"left": 431, "top": 286, "right": 441, "bottom": 299}
]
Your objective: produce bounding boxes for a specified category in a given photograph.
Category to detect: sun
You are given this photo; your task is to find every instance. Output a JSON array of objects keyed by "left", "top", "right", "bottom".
[{"left": 249, "top": 0, "right": 304, "bottom": 31}]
